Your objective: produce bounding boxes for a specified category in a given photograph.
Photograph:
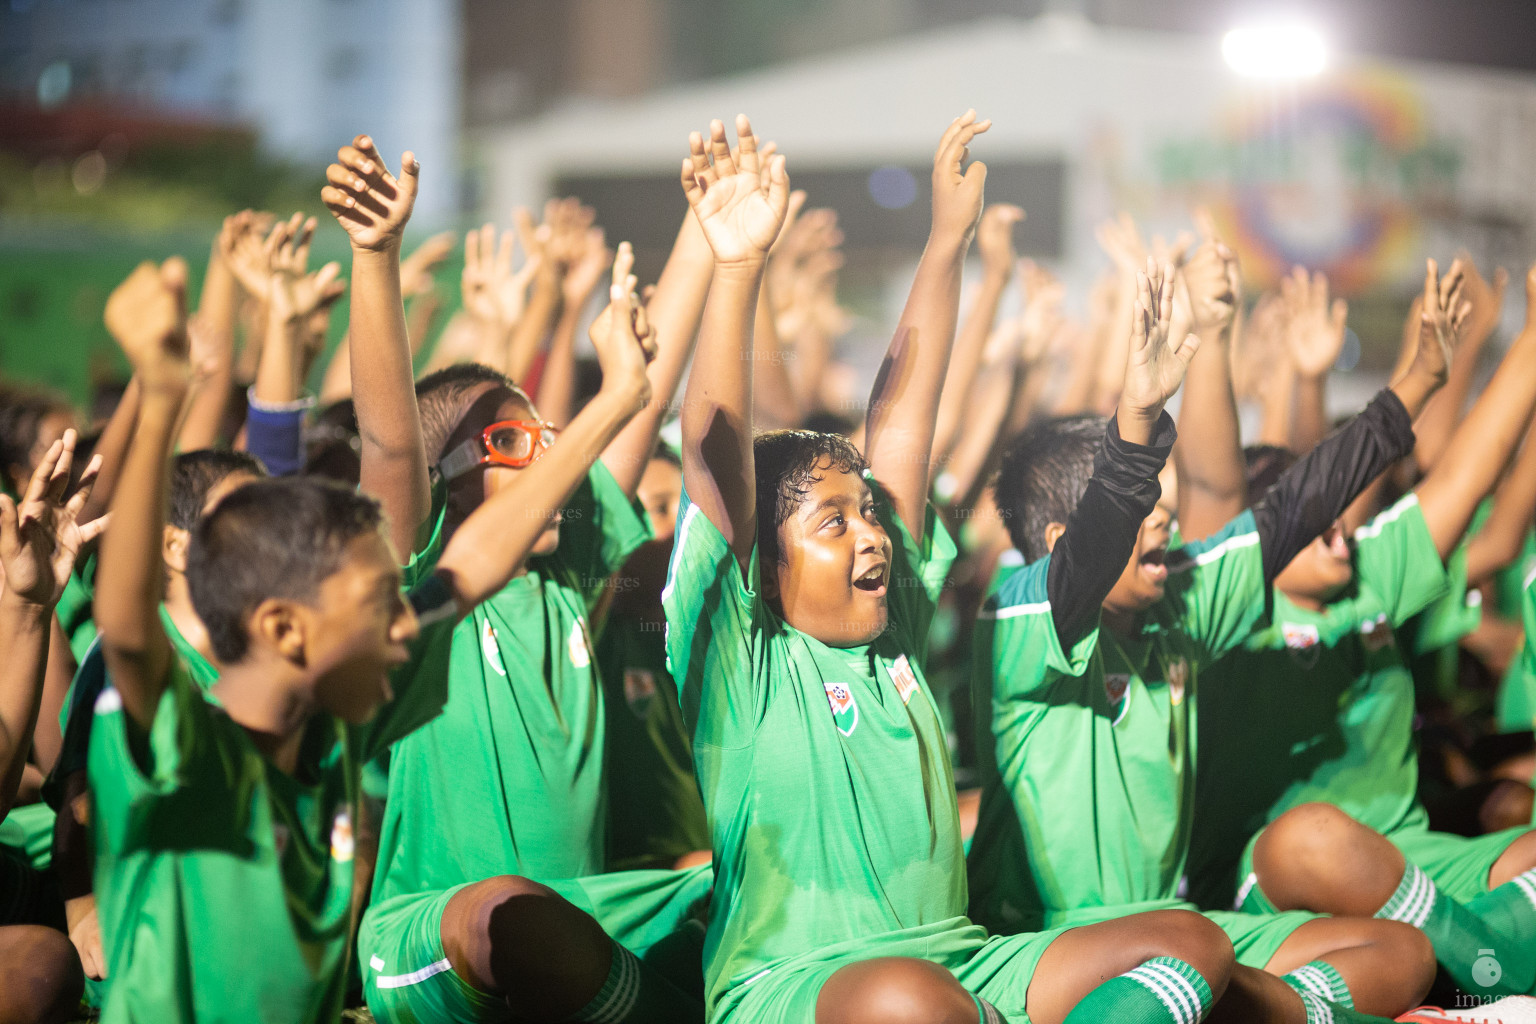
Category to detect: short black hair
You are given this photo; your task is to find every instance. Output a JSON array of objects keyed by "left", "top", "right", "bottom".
[
  {"left": 0, "top": 384, "right": 72, "bottom": 477},
  {"left": 649, "top": 441, "right": 682, "bottom": 472},
  {"left": 305, "top": 399, "right": 361, "bottom": 486},
  {"left": 993, "top": 415, "right": 1106, "bottom": 563},
  {"left": 187, "top": 477, "right": 384, "bottom": 663},
  {"left": 414, "top": 363, "right": 529, "bottom": 462},
  {"left": 170, "top": 449, "right": 268, "bottom": 531},
  {"left": 753, "top": 429, "right": 869, "bottom": 566},
  {"left": 1243, "top": 445, "right": 1297, "bottom": 507}
]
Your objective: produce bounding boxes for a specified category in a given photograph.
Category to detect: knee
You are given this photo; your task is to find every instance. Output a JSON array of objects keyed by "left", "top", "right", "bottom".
[
  {"left": 0, "top": 926, "right": 85, "bottom": 1024},
  {"left": 1253, "top": 803, "right": 1357, "bottom": 878},
  {"left": 817, "top": 958, "right": 977, "bottom": 1024},
  {"left": 1130, "top": 911, "right": 1234, "bottom": 995},
  {"left": 1362, "top": 920, "right": 1436, "bottom": 1000}
]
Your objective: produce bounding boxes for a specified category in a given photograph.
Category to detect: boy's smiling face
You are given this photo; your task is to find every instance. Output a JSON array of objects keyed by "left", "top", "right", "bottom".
[
  {"left": 443, "top": 383, "right": 562, "bottom": 556},
  {"left": 768, "top": 459, "right": 893, "bottom": 648},
  {"left": 306, "top": 529, "right": 419, "bottom": 724}
]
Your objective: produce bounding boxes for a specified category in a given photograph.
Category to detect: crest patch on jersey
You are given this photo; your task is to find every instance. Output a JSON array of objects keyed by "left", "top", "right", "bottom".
[
  {"left": 568, "top": 619, "right": 592, "bottom": 668},
  {"left": 482, "top": 618, "right": 507, "bottom": 677},
  {"left": 330, "top": 807, "right": 355, "bottom": 863},
  {"left": 1106, "top": 673, "right": 1131, "bottom": 725},
  {"left": 624, "top": 667, "right": 657, "bottom": 717},
  {"left": 888, "top": 654, "right": 919, "bottom": 706},
  {"left": 1359, "top": 613, "right": 1394, "bottom": 652},
  {"left": 1165, "top": 656, "right": 1190, "bottom": 705},
  {"left": 1282, "top": 623, "right": 1320, "bottom": 650},
  {"left": 824, "top": 682, "right": 860, "bottom": 736}
]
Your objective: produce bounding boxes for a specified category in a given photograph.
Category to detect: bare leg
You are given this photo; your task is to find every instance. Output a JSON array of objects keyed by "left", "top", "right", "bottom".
[
  {"left": 816, "top": 957, "right": 978, "bottom": 1024},
  {"left": 1252, "top": 803, "right": 1405, "bottom": 915},
  {"left": 1487, "top": 828, "right": 1536, "bottom": 890},
  {"left": 0, "top": 925, "right": 83, "bottom": 1024},
  {"left": 1264, "top": 917, "right": 1434, "bottom": 1017},
  {"left": 1024, "top": 909, "right": 1234, "bottom": 1024}
]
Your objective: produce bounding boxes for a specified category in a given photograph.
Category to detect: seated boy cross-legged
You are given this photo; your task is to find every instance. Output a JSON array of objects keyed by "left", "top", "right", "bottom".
[
  {"left": 666, "top": 111, "right": 1252, "bottom": 1024},
  {"left": 971, "top": 242, "right": 1475, "bottom": 1022},
  {"left": 321, "top": 138, "right": 715, "bottom": 1024},
  {"left": 84, "top": 241, "right": 663, "bottom": 1023}
]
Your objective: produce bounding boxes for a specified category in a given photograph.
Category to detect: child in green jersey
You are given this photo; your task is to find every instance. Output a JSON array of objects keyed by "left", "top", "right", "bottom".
[
  {"left": 667, "top": 110, "right": 1258, "bottom": 1024},
  {"left": 974, "top": 230, "right": 1474, "bottom": 1022},
  {"left": 83, "top": 144, "right": 663, "bottom": 1024},
  {"left": 325, "top": 134, "right": 715, "bottom": 1024},
  {"left": 0, "top": 430, "right": 101, "bottom": 1024},
  {"left": 48, "top": 447, "right": 268, "bottom": 986},
  {"left": 597, "top": 443, "right": 712, "bottom": 872},
  {"left": 1190, "top": 265, "right": 1536, "bottom": 1003}
]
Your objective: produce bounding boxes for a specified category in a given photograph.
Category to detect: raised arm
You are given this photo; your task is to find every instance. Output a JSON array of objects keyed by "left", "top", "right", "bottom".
[
  {"left": 177, "top": 215, "right": 241, "bottom": 450},
  {"left": 1246, "top": 259, "right": 1463, "bottom": 583},
  {"left": 1465, "top": 410, "right": 1536, "bottom": 583},
  {"left": 321, "top": 134, "right": 430, "bottom": 560},
  {"left": 540, "top": 225, "right": 611, "bottom": 429},
  {"left": 1172, "top": 219, "right": 1243, "bottom": 540},
  {"left": 1047, "top": 262, "right": 1199, "bottom": 644},
  {"left": 864, "top": 110, "right": 990, "bottom": 538},
  {"left": 435, "top": 250, "right": 656, "bottom": 611},
  {"left": 1415, "top": 262, "right": 1536, "bottom": 560},
  {"left": 0, "top": 434, "right": 101, "bottom": 818},
  {"left": 933, "top": 203, "right": 1022, "bottom": 463},
  {"left": 601, "top": 202, "right": 716, "bottom": 498},
  {"left": 1281, "top": 266, "right": 1349, "bottom": 455},
  {"left": 96, "top": 259, "right": 190, "bottom": 730},
  {"left": 678, "top": 115, "right": 791, "bottom": 563},
  {"left": 1414, "top": 259, "right": 1506, "bottom": 474}
]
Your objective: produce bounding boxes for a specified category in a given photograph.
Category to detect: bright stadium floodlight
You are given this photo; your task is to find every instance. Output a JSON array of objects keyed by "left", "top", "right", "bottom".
[{"left": 1222, "top": 22, "right": 1327, "bottom": 78}]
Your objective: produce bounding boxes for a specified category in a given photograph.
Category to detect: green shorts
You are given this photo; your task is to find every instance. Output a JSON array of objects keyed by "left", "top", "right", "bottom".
[
  {"left": 715, "top": 917, "right": 1071, "bottom": 1024},
  {"left": 1203, "top": 910, "right": 1324, "bottom": 969},
  {"left": 360, "top": 866, "right": 714, "bottom": 1024},
  {"left": 1236, "top": 823, "right": 1530, "bottom": 913},
  {"left": 1389, "top": 826, "right": 1530, "bottom": 901}
]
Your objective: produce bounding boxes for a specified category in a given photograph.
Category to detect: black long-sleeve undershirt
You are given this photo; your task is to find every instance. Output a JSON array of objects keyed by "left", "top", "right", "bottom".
[
  {"left": 1047, "top": 412, "right": 1175, "bottom": 647},
  {"left": 1249, "top": 387, "right": 1414, "bottom": 585}
]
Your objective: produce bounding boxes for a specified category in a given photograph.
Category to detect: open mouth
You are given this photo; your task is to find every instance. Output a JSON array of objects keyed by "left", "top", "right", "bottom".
[
  {"left": 1139, "top": 547, "right": 1168, "bottom": 583},
  {"left": 1322, "top": 524, "right": 1350, "bottom": 561},
  {"left": 853, "top": 564, "right": 888, "bottom": 594}
]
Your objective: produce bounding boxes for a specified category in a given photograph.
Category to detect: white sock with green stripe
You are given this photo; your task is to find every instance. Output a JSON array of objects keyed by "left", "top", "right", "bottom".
[
  {"left": 972, "top": 994, "right": 1007, "bottom": 1024},
  {"left": 1293, "top": 989, "right": 1402, "bottom": 1024},
  {"left": 1063, "top": 956, "right": 1214, "bottom": 1024},
  {"left": 1283, "top": 961, "right": 1353, "bottom": 1008},
  {"left": 1376, "top": 862, "right": 1534, "bottom": 996}
]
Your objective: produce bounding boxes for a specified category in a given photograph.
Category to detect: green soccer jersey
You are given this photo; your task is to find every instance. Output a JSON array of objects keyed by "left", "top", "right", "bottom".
[
  {"left": 1189, "top": 494, "right": 1450, "bottom": 908},
  {"left": 1518, "top": 564, "right": 1536, "bottom": 734},
  {"left": 88, "top": 576, "right": 457, "bottom": 1024},
  {"left": 371, "top": 462, "right": 651, "bottom": 903},
  {"left": 662, "top": 475, "right": 961, "bottom": 1018},
  {"left": 969, "top": 511, "right": 1267, "bottom": 933},
  {"left": 596, "top": 611, "right": 709, "bottom": 871}
]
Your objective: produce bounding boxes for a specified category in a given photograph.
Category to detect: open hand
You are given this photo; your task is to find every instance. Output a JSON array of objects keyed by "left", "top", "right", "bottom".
[
  {"left": 0, "top": 430, "right": 105, "bottom": 607},
  {"left": 321, "top": 135, "right": 420, "bottom": 252},
  {"left": 461, "top": 223, "right": 540, "bottom": 330},
  {"left": 400, "top": 231, "right": 456, "bottom": 299},
  {"left": 1121, "top": 259, "right": 1201, "bottom": 429},
  {"left": 1413, "top": 257, "right": 1470, "bottom": 387},
  {"left": 1280, "top": 266, "right": 1347, "bottom": 378},
  {"left": 976, "top": 204, "right": 1023, "bottom": 280},
  {"left": 680, "top": 115, "right": 791, "bottom": 267}
]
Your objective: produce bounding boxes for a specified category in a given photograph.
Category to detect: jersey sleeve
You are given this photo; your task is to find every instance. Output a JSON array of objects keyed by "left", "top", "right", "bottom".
[
  {"left": 662, "top": 489, "right": 766, "bottom": 748},
  {"left": 400, "top": 479, "right": 448, "bottom": 590},
  {"left": 867, "top": 472, "right": 957, "bottom": 660},
  {"left": 1353, "top": 493, "right": 1450, "bottom": 627},
  {"left": 552, "top": 461, "right": 654, "bottom": 610},
  {"left": 352, "top": 572, "right": 459, "bottom": 761},
  {"left": 1405, "top": 538, "right": 1481, "bottom": 656},
  {"left": 1161, "top": 509, "right": 1266, "bottom": 665},
  {"left": 1520, "top": 565, "right": 1536, "bottom": 732},
  {"left": 982, "top": 555, "right": 1102, "bottom": 702},
  {"left": 87, "top": 659, "right": 249, "bottom": 851}
]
